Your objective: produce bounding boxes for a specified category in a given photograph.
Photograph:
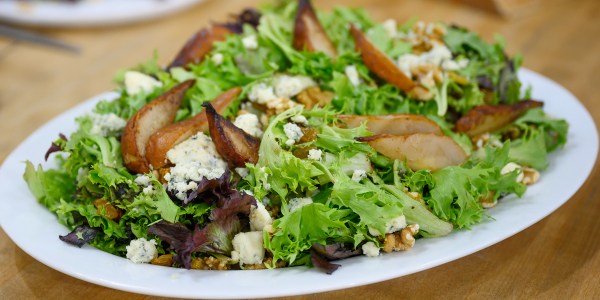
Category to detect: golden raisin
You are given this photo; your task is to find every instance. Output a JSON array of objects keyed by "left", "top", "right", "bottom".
[
  {"left": 297, "top": 87, "right": 334, "bottom": 109},
  {"left": 150, "top": 254, "right": 174, "bottom": 267},
  {"left": 93, "top": 199, "right": 123, "bottom": 221},
  {"left": 299, "top": 127, "right": 319, "bottom": 144}
]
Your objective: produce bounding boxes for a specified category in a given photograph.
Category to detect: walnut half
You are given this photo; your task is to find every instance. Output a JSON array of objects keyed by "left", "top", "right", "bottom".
[{"left": 383, "top": 224, "right": 420, "bottom": 253}]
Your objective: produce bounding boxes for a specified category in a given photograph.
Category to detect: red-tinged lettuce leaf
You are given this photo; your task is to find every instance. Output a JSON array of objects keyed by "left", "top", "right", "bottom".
[
  {"left": 311, "top": 243, "right": 362, "bottom": 260},
  {"left": 180, "top": 170, "right": 252, "bottom": 207},
  {"left": 310, "top": 249, "right": 340, "bottom": 275},
  {"left": 45, "top": 133, "right": 68, "bottom": 161},
  {"left": 148, "top": 221, "right": 197, "bottom": 268},
  {"left": 59, "top": 225, "right": 98, "bottom": 248},
  {"left": 195, "top": 216, "right": 242, "bottom": 255},
  {"left": 149, "top": 182, "right": 257, "bottom": 269},
  {"left": 210, "top": 190, "right": 256, "bottom": 221}
]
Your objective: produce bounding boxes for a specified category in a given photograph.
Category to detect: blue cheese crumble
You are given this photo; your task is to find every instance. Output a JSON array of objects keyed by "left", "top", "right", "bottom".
[
  {"left": 273, "top": 74, "right": 316, "bottom": 99},
  {"left": 124, "top": 70, "right": 163, "bottom": 96},
  {"left": 250, "top": 201, "right": 273, "bottom": 231},
  {"left": 283, "top": 122, "right": 303, "bottom": 146},
  {"left": 164, "top": 133, "right": 227, "bottom": 200},
  {"left": 126, "top": 238, "right": 158, "bottom": 263},
  {"left": 247, "top": 75, "right": 316, "bottom": 115},
  {"left": 307, "top": 149, "right": 322, "bottom": 161},
  {"left": 242, "top": 35, "right": 258, "bottom": 50},
  {"left": 234, "top": 113, "right": 263, "bottom": 137},
  {"left": 362, "top": 241, "right": 380, "bottom": 257},
  {"left": 230, "top": 231, "right": 265, "bottom": 265},
  {"left": 211, "top": 53, "right": 224, "bottom": 65},
  {"left": 89, "top": 113, "right": 127, "bottom": 137}
]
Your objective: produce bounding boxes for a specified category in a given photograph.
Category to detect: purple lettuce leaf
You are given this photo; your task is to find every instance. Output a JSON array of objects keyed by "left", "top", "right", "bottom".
[
  {"left": 311, "top": 243, "right": 362, "bottom": 260},
  {"left": 45, "top": 133, "right": 67, "bottom": 161},
  {"left": 149, "top": 178, "right": 257, "bottom": 269},
  {"left": 310, "top": 249, "right": 341, "bottom": 275},
  {"left": 59, "top": 225, "right": 98, "bottom": 248}
]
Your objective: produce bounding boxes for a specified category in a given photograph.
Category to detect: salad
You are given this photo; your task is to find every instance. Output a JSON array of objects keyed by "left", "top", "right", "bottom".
[{"left": 23, "top": 0, "right": 568, "bottom": 273}]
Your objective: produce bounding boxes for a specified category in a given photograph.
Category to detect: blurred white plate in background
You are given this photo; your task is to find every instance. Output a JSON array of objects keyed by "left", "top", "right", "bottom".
[{"left": 0, "top": 0, "right": 204, "bottom": 27}]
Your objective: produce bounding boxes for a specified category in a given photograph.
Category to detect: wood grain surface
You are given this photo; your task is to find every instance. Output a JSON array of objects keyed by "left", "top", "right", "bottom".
[{"left": 1, "top": 0, "right": 599, "bottom": 299}]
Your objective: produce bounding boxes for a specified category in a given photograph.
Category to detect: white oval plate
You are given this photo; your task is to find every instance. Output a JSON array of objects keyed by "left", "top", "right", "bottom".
[
  {"left": 0, "top": 0, "right": 203, "bottom": 27},
  {"left": 0, "top": 69, "right": 597, "bottom": 299}
]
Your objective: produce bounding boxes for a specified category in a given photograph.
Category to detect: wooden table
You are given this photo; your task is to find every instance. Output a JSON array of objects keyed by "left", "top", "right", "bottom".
[{"left": 1, "top": 0, "right": 599, "bottom": 298}]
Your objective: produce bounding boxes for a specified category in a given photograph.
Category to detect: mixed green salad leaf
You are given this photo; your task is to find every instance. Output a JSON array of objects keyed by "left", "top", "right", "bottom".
[{"left": 23, "top": 0, "right": 568, "bottom": 272}]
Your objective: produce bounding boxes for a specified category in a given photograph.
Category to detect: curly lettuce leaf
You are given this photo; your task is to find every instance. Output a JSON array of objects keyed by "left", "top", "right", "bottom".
[
  {"left": 266, "top": 203, "right": 352, "bottom": 265},
  {"left": 249, "top": 106, "right": 323, "bottom": 202}
]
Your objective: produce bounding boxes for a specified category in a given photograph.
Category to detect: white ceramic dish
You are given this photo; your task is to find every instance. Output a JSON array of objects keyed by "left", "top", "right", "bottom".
[
  {"left": 0, "top": 0, "right": 204, "bottom": 27},
  {"left": 0, "top": 69, "right": 597, "bottom": 299}
]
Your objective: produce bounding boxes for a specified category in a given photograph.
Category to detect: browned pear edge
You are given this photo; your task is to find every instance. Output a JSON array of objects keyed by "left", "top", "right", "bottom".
[
  {"left": 455, "top": 100, "right": 544, "bottom": 137},
  {"left": 121, "top": 79, "right": 195, "bottom": 174},
  {"left": 204, "top": 103, "right": 260, "bottom": 168},
  {"left": 293, "top": 0, "right": 338, "bottom": 58},
  {"left": 349, "top": 24, "right": 415, "bottom": 92},
  {"left": 168, "top": 25, "right": 233, "bottom": 70}
]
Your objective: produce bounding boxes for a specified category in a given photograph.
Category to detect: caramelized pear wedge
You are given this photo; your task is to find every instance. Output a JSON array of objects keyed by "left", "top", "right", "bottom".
[
  {"left": 356, "top": 133, "right": 467, "bottom": 171},
  {"left": 121, "top": 80, "right": 195, "bottom": 174},
  {"left": 349, "top": 24, "right": 415, "bottom": 92},
  {"left": 455, "top": 100, "right": 543, "bottom": 137},
  {"left": 168, "top": 25, "right": 233, "bottom": 70},
  {"left": 338, "top": 114, "right": 443, "bottom": 136},
  {"left": 203, "top": 102, "right": 260, "bottom": 168},
  {"left": 293, "top": 0, "right": 337, "bottom": 58},
  {"left": 145, "top": 87, "right": 242, "bottom": 170}
]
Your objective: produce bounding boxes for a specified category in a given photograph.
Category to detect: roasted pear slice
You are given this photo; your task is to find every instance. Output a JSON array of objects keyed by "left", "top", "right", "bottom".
[
  {"left": 145, "top": 87, "right": 242, "bottom": 170},
  {"left": 293, "top": 0, "right": 337, "bottom": 58},
  {"left": 168, "top": 25, "right": 233, "bottom": 70},
  {"left": 349, "top": 24, "right": 415, "bottom": 92},
  {"left": 357, "top": 133, "right": 467, "bottom": 171},
  {"left": 121, "top": 80, "right": 195, "bottom": 174},
  {"left": 203, "top": 102, "right": 260, "bottom": 167},
  {"left": 455, "top": 100, "right": 543, "bottom": 137},
  {"left": 338, "top": 114, "right": 443, "bottom": 136}
]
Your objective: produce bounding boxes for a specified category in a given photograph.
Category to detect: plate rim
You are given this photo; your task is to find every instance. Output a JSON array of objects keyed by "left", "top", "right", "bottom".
[{"left": 0, "top": 68, "right": 597, "bottom": 299}]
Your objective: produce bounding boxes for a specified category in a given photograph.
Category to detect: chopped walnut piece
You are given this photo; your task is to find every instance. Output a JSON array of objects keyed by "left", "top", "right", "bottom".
[
  {"left": 267, "top": 97, "right": 298, "bottom": 118},
  {"left": 157, "top": 167, "right": 170, "bottom": 184},
  {"left": 297, "top": 86, "right": 334, "bottom": 109},
  {"left": 408, "top": 85, "right": 433, "bottom": 100},
  {"left": 93, "top": 199, "right": 123, "bottom": 221},
  {"left": 190, "top": 256, "right": 230, "bottom": 270},
  {"left": 151, "top": 254, "right": 174, "bottom": 267},
  {"left": 522, "top": 168, "right": 540, "bottom": 185},
  {"left": 411, "top": 64, "right": 443, "bottom": 88},
  {"left": 243, "top": 257, "right": 287, "bottom": 270},
  {"left": 382, "top": 224, "right": 420, "bottom": 253},
  {"left": 405, "top": 22, "right": 447, "bottom": 51}
]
